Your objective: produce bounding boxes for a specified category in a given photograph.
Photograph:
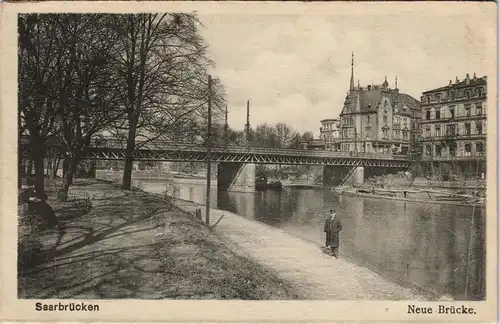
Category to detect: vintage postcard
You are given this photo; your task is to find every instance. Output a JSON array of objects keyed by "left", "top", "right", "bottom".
[{"left": 0, "top": 1, "right": 497, "bottom": 323}]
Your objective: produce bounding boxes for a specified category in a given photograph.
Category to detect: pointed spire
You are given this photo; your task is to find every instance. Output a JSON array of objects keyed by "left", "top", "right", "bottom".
[
  {"left": 383, "top": 75, "right": 388, "bottom": 89},
  {"left": 349, "top": 52, "right": 355, "bottom": 91}
]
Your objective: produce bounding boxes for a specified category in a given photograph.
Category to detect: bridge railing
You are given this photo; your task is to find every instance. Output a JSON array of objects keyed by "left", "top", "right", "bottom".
[{"left": 89, "top": 138, "right": 410, "bottom": 161}]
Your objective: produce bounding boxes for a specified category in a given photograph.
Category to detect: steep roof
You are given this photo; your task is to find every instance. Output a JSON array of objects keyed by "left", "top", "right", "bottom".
[{"left": 341, "top": 87, "right": 420, "bottom": 115}]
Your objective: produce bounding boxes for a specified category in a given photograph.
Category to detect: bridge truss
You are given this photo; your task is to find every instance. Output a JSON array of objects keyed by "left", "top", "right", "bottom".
[
  {"left": 85, "top": 147, "right": 411, "bottom": 168},
  {"left": 19, "top": 137, "right": 412, "bottom": 168}
]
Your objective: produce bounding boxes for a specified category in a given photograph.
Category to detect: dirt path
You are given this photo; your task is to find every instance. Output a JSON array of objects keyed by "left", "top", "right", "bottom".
[
  {"left": 175, "top": 199, "right": 428, "bottom": 300},
  {"left": 18, "top": 179, "right": 296, "bottom": 299}
]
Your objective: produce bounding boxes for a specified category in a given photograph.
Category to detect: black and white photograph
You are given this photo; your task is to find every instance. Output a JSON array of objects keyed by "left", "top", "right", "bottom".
[{"left": 1, "top": 1, "right": 497, "bottom": 322}]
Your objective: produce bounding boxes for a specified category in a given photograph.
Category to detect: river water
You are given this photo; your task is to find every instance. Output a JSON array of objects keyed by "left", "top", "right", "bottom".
[{"left": 100, "top": 172, "right": 486, "bottom": 301}]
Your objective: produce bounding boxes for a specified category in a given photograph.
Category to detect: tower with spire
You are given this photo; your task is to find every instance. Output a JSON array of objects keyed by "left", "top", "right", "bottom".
[
  {"left": 338, "top": 53, "right": 421, "bottom": 156},
  {"left": 349, "top": 52, "right": 355, "bottom": 91}
]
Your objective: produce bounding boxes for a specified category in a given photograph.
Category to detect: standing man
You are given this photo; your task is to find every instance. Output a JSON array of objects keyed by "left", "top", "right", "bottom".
[
  {"left": 324, "top": 210, "right": 332, "bottom": 248},
  {"left": 326, "top": 209, "right": 342, "bottom": 258}
]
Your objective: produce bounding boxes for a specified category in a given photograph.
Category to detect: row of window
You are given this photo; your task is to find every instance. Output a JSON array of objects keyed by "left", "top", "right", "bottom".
[
  {"left": 424, "top": 142, "right": 485, "bottom": 157},
  {"left": 423, "top": 122, "right": 484, "bottom": 137},
  {"left": 424, "top": 103, "right": 483, "bottom": 120},
  {"left": 424, "top": 87, "right": 484, "bottom": 103}
]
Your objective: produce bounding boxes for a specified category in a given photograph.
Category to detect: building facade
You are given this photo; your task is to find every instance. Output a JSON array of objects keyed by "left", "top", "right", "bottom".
[
  {"left": 319, "top": 118, "right": 341, "bottom": 151},
  {"left": 339, "top": 55, "right": 420, "bottom": 155},
  {"left": 419, "top": 73, "right": 487, "bottom": 161}
]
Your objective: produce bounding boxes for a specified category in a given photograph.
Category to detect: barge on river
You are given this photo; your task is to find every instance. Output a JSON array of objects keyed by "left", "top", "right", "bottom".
[{"left": 334, "top": 187, "right": 485, "bottom": 207}]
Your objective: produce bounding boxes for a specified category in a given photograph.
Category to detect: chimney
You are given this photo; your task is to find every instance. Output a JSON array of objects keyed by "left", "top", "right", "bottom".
[
  {"left": 449, "top": 80, "right": 452, "bottom": 86},
  {"left": 465, "top": 73, "right": 470, "bottom": 85},
  {"left": 455, "top": 77, "right": 459, "bottom": 84},
  {"left": 473, "top": 72, "right": 477, "bottom": 79}
]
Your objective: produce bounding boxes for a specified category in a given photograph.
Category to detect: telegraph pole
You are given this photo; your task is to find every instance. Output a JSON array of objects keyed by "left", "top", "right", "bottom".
[
  {"left": 245, "top": 100, "right": 250, "bottom": 146},
  {"left": 224, "top": 104, "right": 228, "bottom": 144},
  {"left": 205, "top": 75, "right": 212, "bottom": 226}
]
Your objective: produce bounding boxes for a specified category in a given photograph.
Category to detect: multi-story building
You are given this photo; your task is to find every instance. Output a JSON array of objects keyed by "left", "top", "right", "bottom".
[
  {"left": 419, "top": 73, "right": 487, "bottom": 162},
  {"left": 319, "top": 118, "right": 341, "bottom": 151},
  {"left": 339, "top": 55, "right": 420, "bottom": 155}
]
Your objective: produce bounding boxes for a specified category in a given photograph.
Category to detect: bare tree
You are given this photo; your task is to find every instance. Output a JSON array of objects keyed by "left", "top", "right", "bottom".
[
  {"left": 108, "top": 13, "right": 220, "bottom": 190},
  {"left": 18, "top": 14, "right": 67, "bottom": 195},
  {"left": 42, "top": 14, "right": 125, "bottom": 201}
]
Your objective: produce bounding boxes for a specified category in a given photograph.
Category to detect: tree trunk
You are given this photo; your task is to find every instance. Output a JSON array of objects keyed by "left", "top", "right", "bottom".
[
  {"left": 46, "top": 158, "right": 52, "bottom": 177},
  {"left": 122, "top": 127, "right": 136, "bottom": 190},
  {"left": 51, "top": 156, "right": 61, "bottom": 179},
  {"left": 58, "top": 154, "right": 79, "bottom": 201},
  {"left": 33, "top": 152, "right": 45, "bottom": 195},
  {"left": 27, "top": 159, "right": 33, "bottom": 176},
  {"left": 62, "top": 157, "right": 72, "bottom": 184},
  {"left": 30, "top": 137, "right": 45, "bottom": 195}
]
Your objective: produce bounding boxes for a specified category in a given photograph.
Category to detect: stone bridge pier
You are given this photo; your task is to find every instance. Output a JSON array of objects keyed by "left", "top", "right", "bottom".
[
  {"left": 217, "top": 163, "right": 256, "bottom": 192},
  {"left": 323, "top": 165, "right": 365, "bottom": 187}
]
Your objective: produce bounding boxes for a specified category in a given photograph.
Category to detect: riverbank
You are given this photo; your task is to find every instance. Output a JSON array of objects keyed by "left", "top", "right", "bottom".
[
  {"left": 171, "top": 199, "right": 430, "bottom": 300},
  {"left": 18, "top": 178, "right": 298, "bottom": 299}
]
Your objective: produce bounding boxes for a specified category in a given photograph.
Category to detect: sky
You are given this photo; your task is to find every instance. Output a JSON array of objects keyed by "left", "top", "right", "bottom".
[{"left": 199, "top": 6, "right": 495, "bottom": 137}]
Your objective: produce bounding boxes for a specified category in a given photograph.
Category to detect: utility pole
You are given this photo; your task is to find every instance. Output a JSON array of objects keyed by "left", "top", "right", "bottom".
[
  {"left": 224, "top": 104, "right": 228, "bottom": 144},
  {"left": 205, "top": 75, "right": 212, "bottom": 226},
  {"left": 245, "top": 99, "right": 250, "bottom": 146}
]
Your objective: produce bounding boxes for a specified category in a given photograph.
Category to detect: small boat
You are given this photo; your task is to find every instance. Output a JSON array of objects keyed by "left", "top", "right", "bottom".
[{"left": 255, "top": 176, "right": 282, "bottom": 190}]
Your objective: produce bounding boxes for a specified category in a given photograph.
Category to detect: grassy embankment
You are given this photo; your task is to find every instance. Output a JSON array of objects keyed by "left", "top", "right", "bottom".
[{"left": 18, "top": 178, "right": 298, "bottom": 299}]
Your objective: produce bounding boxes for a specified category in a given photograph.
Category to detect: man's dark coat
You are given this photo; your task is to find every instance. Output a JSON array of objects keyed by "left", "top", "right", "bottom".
[{"left": 324, "top": 216, "right": 342, "bottom": 248}]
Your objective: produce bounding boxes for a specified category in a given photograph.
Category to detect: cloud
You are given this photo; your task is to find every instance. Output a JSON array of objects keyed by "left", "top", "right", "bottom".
[{"left": 200, "top": 9, "right": 494, "bottom": 135}]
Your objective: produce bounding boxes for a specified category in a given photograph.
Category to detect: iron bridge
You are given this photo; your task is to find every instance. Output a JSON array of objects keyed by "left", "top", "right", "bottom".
[{"left": 85, "top": 139, "right": 411, "bottom": 168}]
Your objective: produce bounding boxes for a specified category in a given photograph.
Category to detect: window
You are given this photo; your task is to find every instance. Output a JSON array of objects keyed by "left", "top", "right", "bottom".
[
  {"left": 476, "top": 142, "right": 484, "bottom": 153},
  {"left": 449, "top": 106, "right": 455, "bottom": 119},
  {"left": 476, "top": 122, "right": 483, "bottom": 135},
  {"left": 476, "top": 103, "right": 482, "bottom": 115},
  {"left": 465, "top": 90, "right": 470, "bottom": 99},
  {"left": 449, "top": 145, "right": 456, "bottom": 157},
  {"left": 435, "top": 93, "right": 441, "bottom": 101},
  {"left": 426, "top": 127, "right": 431, "bottom": 137},
  {"left": 383, "top": 116, "right": 388, "bottom": 124},
  {"left": 435, "top": 126, "right": 441, "bottom": 137},
  {"left": 366, "top": 116, "right": 370, "bottom": 124},
  {"left": 465, "top": 123, "right": 471, "bottom": 136},
  {"left": 383, "top": 129, "right": 388, "bottom": 138},
  {"left": 446, "top": 124, "right": 456, "bottom": 136},
  {"left": 435, "top": 110, "right": 441, "bottom": 120},
  {"left": 403, "top": 118, "right": 407, "bottom": 127},
  {"left": 425, "top": 144, "right": 432, "bottom": 156},
  {"left": 464, "top": 143, "right": 472, "bottom": 156},
  {"left": 395, "top": 117, "right": 401, "bottom": 124},
  {"left": 465, "top": 104, "right": 471, "bottom": 117},
  {"left": 426, "top": 110, "right": 431, "bottom": 120},
  {"left": 477, "top": 87, "right": 483, "bottom": 97},
  {"left": 436, "top": 145, "right": 442, "bottom": 157},
  {"left": 450, "top": 90, "right": 456, "bottom": 100},
  {"left": 412, "top": 122, "right": 416, "bottom": 129},
  {"left": 426, "top": 96, "right": 431, "bottom": 104},
  {"left": 403, "top": 131, "right": 408, "bottom": 140}
]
